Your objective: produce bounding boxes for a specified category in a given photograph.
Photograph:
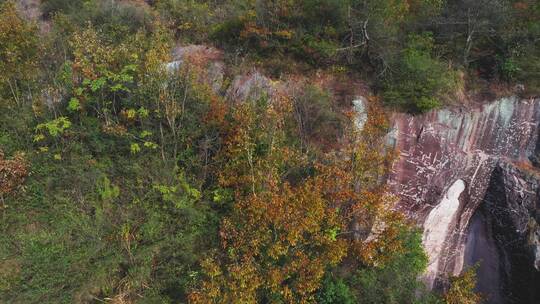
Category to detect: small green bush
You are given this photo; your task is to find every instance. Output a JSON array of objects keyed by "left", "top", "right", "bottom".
[
  {"left": 382, "top": 33, "right": 458, "bottom": 113},
  {"left": 316, "top": 275, "right": 357, "bottom": 304},
  {"left": 352, "top": 228, "right": 442, "bottom": 304}
]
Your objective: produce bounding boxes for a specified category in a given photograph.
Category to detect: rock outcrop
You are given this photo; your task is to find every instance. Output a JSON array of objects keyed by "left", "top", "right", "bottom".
[
  {"left": 167, "top": 45, "right": 225, "bottom": 93},
  {"left": 387, "top": 97, "right": 540, "bottom": 303}
]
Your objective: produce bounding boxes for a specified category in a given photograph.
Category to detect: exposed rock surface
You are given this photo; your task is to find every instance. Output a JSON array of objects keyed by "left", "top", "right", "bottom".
[
  {"left": 168, "top": 45, "right": 225, "bottom": 93},
  {"left": 15, "top": 0, "right": 50, "bottom": 33},
  {"left": 226, "top": 71, "right": 276, "bottom": 103},
  {"left": 387, "top": 97, "right": 540, "bottom": 303},
  {"left": 422, "top": 179, "right": 466, "bottom": 289}
]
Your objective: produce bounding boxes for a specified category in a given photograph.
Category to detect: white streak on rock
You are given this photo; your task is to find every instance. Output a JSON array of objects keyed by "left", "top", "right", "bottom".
[
  {"left": 422, "top": 179, "right": 466, "bottom": 288},
  {"left": 353, "top": 97, "right": 368, "bottom": 131}
]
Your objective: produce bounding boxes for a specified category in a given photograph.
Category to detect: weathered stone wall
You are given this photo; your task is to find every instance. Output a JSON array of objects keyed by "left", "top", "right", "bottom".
[
  {"left": 386, "top": 97, "right": 540, "bottom": 301},
  {"left": 472, "top": 162, "right": 540, "bottom": 303}
]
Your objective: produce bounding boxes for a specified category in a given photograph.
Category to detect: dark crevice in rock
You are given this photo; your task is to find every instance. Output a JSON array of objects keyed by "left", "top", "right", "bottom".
[
  {"left": 464, "top": 208, "right": 502, "bottom": 303},
  {"left": 466, "top": 165, "right": 540, "bottom": 304},
  {"left": 530, "top": 126, "right": 540, "bottom": 167}
]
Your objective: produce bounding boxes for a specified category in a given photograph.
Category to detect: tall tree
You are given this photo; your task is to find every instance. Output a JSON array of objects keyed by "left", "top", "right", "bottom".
[{"left": 436, "top": 0, "right": 510, "bottom": 68}]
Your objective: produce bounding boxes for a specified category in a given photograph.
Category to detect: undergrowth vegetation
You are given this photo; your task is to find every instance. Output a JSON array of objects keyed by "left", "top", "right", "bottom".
[
  {"left": 36, "top": 0, "right": 540, "bottom": 112},
  {"left": 152, "top": 0, "right": 538, "bottom": 112}
]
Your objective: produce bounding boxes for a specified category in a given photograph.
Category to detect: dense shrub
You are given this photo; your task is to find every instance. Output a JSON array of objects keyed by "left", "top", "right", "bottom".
[
  {"left": 291, "top": 84, "right": 344, "bottom": 151},
  {"left": 316, "top": 275, "right": 357, "bottom": 304},
  {"left": 382, "top": 33, "right": 458, "bottom": 113},
  {"left": 41, "top": 0, "right": 85, "bottom": 18},
  {"left": 156, "top": 0, "right": 216, "bottom": 42},
  {"left": 352, "top": 228, "right": 441, "bottom": 304},
  {"left": 41, "top": 0, "right": 153, "bottom": 39}
]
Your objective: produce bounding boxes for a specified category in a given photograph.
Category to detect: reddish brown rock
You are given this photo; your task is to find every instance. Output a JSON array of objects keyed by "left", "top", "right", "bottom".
[{"left": 386, "top": 96, "right": 540, "bottom": 299}]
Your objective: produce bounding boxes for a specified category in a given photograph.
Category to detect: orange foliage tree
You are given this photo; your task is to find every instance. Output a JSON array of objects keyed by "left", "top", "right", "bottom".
[
  {"left": 190, "top": 177, "right": 348, "bottom": 303},
  {"left": 189, "top": 92, "right": 406, "bottom": 303},
  {"left": 0, "top": 150, "right": 28, "bottom": 206}
]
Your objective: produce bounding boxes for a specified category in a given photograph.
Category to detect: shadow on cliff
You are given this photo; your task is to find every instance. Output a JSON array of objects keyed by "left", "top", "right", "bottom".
[{"left": 464, "top": 165, "right": 539, "bottom": 304}]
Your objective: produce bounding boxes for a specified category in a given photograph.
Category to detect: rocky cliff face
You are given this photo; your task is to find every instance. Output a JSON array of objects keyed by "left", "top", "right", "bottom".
[{"left": 387, "top": 97, "right": 540, "bottom": 303}]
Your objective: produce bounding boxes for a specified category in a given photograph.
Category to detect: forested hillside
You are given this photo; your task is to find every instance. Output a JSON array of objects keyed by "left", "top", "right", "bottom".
[
  {"left": 0, "top": 0, "right": 537, "bottom": 303},
  {"left": 151, "top": 0, "right": 539, "bottom": 111}
]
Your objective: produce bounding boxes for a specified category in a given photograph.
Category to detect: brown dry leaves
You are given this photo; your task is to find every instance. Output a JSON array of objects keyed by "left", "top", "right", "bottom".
[{"left": 0, "top": 149, "right": 28, "bottom": 203}]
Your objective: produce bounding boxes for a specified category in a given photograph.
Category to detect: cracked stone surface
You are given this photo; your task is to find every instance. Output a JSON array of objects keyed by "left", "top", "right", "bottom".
[{"left": 386, "top": 96, "right": 540, "bottom": 302}]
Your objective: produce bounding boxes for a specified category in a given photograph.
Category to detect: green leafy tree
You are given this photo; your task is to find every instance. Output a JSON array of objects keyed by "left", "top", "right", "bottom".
[
  {"left": 382, "top": 33, "right": 458, "bottom": 113},
  {"left": 352, "top": 228, "right": 441, "bottom": 304},
  {"left": 501, "top": 0, "right": 540, "bottom": 94},
  {"left": 316, "top": 275, "right": 357, "bottom": 304}
]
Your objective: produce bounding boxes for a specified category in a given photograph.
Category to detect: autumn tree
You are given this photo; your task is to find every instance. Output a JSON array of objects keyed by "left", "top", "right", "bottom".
[
  {"left": 189, "top": 177, "right": 348, "bottom": 303},
  {"left": 324, "top": 97, "right": 407, "bottom": 266},
  {"left": 0, "top": 150, "right": 28, "bottom": 207},
  {"left": 189, "top": 88, "right": 410, "bottom": 303},
  {"left": 444, "top": 267, "right": 483, "bottom": 304},
  {"left": 189, "top": 88, "right": 346, "bottom": 303},
  {"left": 0, "top": 1, "right": 39, "bottom": 105}
]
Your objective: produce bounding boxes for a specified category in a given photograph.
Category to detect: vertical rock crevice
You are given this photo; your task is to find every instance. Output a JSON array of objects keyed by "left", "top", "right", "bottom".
[
  {"left": 464, "top": 206, "right": 502, "bottom": 303},
  {"left": 464, "top": 164, "right": 539, "bottom": 304}
]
